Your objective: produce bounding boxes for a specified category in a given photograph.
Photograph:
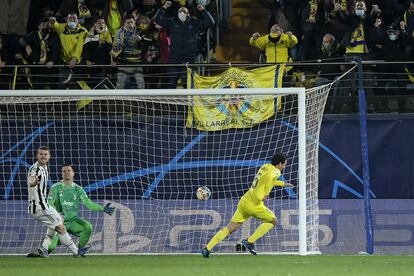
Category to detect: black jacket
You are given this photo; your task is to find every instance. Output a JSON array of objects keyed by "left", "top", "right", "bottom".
[
  {"left": 154, "top": 7, "right": 215, "bottom": 62},
  {"left": 20, "top": 31, "right": 60, "bottom": 64},
  {"left": 83, "top": 30, "right": 112, "bottom": 65}
]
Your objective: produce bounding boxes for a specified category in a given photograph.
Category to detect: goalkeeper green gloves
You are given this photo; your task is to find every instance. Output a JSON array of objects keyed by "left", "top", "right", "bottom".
[{"left": 103, "top": 203, "right": 115, "bottom": 215}]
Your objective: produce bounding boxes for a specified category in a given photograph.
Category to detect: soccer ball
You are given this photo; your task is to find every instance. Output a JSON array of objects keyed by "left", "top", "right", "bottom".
[{"left": 196, "top": 186, "right": 211, "bottom": 201}]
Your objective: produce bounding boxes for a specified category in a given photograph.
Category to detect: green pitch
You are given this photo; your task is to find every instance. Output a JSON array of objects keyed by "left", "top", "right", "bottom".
[{"left": 1, "top": 255, "right": 414, "bottom": 276}]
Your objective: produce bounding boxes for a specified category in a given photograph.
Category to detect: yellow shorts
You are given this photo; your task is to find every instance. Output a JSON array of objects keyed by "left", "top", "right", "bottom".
[{"left": 230, "top": 199, "right": 276, "bottom": 223}]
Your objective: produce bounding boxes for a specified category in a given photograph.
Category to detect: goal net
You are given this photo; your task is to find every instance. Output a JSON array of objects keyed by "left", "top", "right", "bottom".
[{"left": 0, "top": 87, "right": 330, "bottom": 255}]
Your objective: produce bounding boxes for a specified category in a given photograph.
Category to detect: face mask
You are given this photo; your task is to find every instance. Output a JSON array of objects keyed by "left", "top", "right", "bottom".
[
  {"left": 178, "top": 12, "right": 187, "bottom": 22},
  {"left": 67, "top": 21, "right": 77, "bottom": 30},
  {"left": 322, "top": 43, "right": 332, "bottom": 51},
  {"left": 269, "top": 32, "right": 280, "bottom": 38},
  {"left": 388, "top": 34, "right": 397, "bottom": 41},
  {"left": 355, "top": 9, "right": 365, "bottom": 17}
]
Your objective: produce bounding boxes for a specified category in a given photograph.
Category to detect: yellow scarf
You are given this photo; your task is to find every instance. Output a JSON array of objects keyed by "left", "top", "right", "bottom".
[
  {"left": 38, "top": 31, "right": 49, "bottom": 64},
  {"left": 308, "top": 0, "right": 318, "bottom": 23}
]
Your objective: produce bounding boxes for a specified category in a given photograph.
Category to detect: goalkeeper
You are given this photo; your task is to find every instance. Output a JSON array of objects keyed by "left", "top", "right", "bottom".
[
  {"left": 47, "top": 163, "right": 115, "bottom": 254},
  {"left": 202, "top": 153, "right": 294, "bottom": 258}
]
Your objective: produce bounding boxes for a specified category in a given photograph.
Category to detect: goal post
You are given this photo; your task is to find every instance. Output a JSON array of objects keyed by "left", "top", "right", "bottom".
[{"left": 0, "top": 87, "right": 330, "bottom": 255}]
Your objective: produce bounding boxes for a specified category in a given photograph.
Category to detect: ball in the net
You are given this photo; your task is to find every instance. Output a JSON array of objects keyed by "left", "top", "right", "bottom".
[{"left": 196, "top": 186, "right": 211, "bottom": 201}]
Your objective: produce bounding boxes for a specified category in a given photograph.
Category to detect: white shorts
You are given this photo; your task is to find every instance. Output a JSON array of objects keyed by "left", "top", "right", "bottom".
[{"left": 31, "top": 208, "right": 63, "bottom": 229}]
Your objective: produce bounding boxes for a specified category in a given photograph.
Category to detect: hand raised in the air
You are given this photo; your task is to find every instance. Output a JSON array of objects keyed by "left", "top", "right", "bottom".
[
  {"left": 252, "top": 32, "right": 260, "bottom": 40},
  {"left": 103, "top": 203, "right": 115, "bottom": 215},
  {"left": 164, "top": 1, "right": 172, "bottom": 9}
]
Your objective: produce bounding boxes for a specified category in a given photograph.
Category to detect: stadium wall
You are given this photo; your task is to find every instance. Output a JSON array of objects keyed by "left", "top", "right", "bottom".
[{"left": 1, "top": 199, "right": 413, "bottom": 254}]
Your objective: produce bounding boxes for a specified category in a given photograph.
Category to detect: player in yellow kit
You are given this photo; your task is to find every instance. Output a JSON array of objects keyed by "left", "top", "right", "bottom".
[{"left": 202, "top": 153, "right": 294, "bottom": 258}]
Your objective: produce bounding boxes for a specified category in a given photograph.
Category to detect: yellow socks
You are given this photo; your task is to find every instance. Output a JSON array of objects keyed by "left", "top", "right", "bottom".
[
  {"left": 206, "top": 227, "right": 230, "bottom": 251},
  {"left": 247, "top": 222, "right": 274, "bottom": 243}
]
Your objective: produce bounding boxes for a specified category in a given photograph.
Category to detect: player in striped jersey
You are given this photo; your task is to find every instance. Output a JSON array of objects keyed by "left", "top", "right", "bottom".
[
  {"left": 27, "top": 146, "right": 89, "bottom": 257},
  {"left": 201, "top": 153, "right": 294, "bottom": 258}
]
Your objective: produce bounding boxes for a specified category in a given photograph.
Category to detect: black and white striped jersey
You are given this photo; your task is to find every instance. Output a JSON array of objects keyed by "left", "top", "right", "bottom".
[{"left": 27, "top": 161, "right": 50, "bottom": 214}]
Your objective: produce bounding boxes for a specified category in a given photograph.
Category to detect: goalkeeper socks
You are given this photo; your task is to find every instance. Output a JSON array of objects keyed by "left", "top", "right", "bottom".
[
  {"left": 41, "top": 228, "right": 56, "bottom": 249},
  {"left": 206, "top": 227, "right": 230, "bottom": 251},
  {"left": 58, "top": 232, "right": 78, "bottom": 254},
  {"left": 247, "top": 222, "right": 274, "bottom": 243}
]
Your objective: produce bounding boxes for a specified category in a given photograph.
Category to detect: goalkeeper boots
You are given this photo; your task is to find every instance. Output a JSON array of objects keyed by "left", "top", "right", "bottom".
[
  {"left": 242, "top": 239, "right": 257, "bottom": 256},
  {"left": 76, "top": 245, "right": 91, "bottom": 257},
  {"left": 201, "top": 247, "right": 211, "bottom": 258},
  {"left": 37, "top": 246, "right": 49, "bottom": 258}
]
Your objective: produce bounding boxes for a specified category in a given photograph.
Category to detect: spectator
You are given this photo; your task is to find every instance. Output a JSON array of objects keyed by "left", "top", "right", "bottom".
[
  {"left": 298, "top": 0, "right": 324, "bottom": 61},
  {"left": 111, "top": 13, "right": 145, "bottom": 89},
  {"left": 315, "top": 33, "right": 345, "bottom": 95},
  {"left": 370, "top": 17, "right": 386, "bottom": 59},
  {"left": 83, "top": 17, "right": 113, "bottom": 88},
  {"left": 340, "top": 1, "right": 384, "bottom": 96},
  {"left": 377, "top": 23, "right": 409, "bottom": 94},
  {"left": 249, "top": 24, "right": 298, "bottom": 63},
  {"left": 341, "top": 1, "right": 377, "bottom": 58},
  {"left": 322, "top": 0, "right": 350, "bottom": 44},
  {"left": 400, "top": 0, "right": 414, "bottom": 60},
  {"left": 154, "top": 0, "right": 215, "bottom": 88},
  {"left": 19, "top": 17, "right": 60, "bottom": 89},
  {"left": 138, "top": 15, "right": 164, "bottom": 88},
  {"left": 402, "top": 0, "right": 414, "bottom": 32},
  {"left": 50, "top": 13, "right": 88, "bottom": 69}
]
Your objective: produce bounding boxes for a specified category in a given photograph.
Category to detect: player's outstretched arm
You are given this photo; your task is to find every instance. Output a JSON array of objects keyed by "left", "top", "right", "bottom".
[
  {"left": 79, "top": 187, "right": 115, "bottom": 215},
  {"left": 79, "top": 187, "right": 106, "bottom": 212}
]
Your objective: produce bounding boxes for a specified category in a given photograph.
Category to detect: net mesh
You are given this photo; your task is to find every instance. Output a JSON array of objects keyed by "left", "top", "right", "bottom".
[{"left": 0, "top": 86, "right": 330, "bottom": 254}]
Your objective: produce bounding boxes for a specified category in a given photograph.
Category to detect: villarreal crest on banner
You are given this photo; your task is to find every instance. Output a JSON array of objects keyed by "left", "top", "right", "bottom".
[{"left": 186, "top": 65, "right": 285, "bottom": 131}]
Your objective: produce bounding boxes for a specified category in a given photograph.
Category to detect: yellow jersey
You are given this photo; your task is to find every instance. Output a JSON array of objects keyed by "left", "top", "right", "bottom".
[
  {"left": 51, "top": 22, "right": 87, "bottom": 63},
  {"left": 241, "top": 164, "right": 285, "bottom": 205}
]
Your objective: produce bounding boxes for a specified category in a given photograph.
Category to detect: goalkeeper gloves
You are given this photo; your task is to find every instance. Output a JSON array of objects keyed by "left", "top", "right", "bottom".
[{"left": 103, "top": 203, "right": 115, "bottom": 215}]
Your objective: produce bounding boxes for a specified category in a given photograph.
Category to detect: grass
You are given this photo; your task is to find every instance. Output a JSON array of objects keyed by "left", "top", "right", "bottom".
[{"left": 1, "top": 255, "right": 414, "bottom": 276}]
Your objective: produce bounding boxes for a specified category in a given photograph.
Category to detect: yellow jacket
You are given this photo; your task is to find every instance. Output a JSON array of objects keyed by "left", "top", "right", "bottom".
[
  {"left": 249, "top": 33, "right": 298, "bottom": 63},
  {"left": 51, "top": 22, "right": 88, "bottom": 63}
]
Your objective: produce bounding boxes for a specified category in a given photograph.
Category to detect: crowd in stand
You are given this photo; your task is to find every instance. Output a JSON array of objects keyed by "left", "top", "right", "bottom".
[
  {"left": 0, "top": 0, "right": 216, "bottom": 89},
  {"left": 0, "top": 0, "right": 413, "bottom": 91},
  {"left": 255, "top": 0, "right": 414, "bottom": 94}
]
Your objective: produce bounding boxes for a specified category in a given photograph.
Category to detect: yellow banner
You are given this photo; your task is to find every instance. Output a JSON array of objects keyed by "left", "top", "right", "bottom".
[
  {"left": 76, "top": 81, "right": 92, "bottom": 110},
  {"left": 186, "top": 65, "right": 285, "bottom": 131}
]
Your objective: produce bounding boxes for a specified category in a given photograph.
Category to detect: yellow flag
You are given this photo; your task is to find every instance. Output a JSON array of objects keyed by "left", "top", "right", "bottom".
[
  {"left": 405, "top": 67, "right": 414, "bottom": 84},
  {"left": 76, "top": 81, "right": 92, "bottom": 110},
  {"left": 186, "top": 65, "right": 285, "bottom": 131}
]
